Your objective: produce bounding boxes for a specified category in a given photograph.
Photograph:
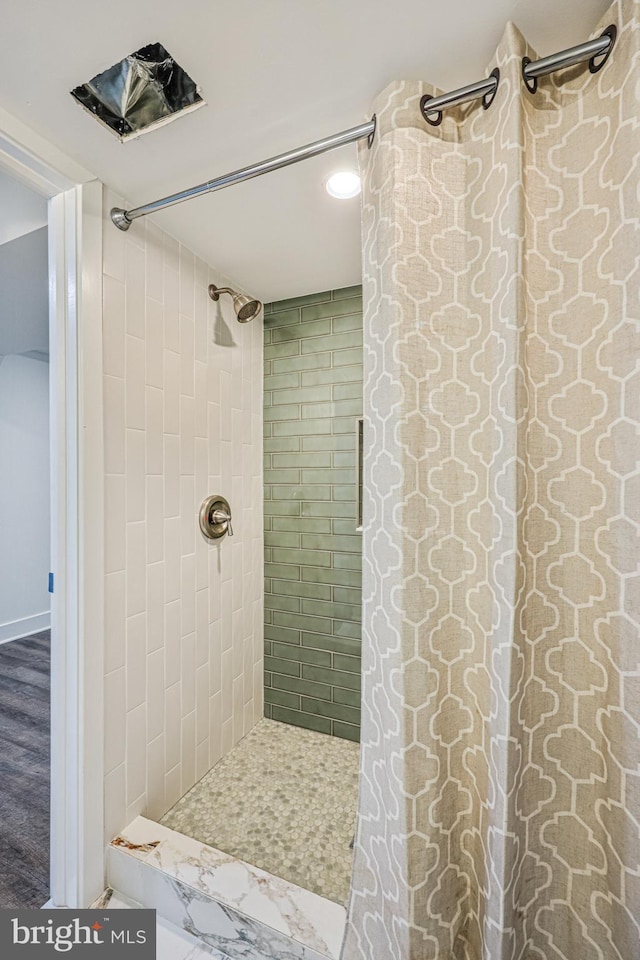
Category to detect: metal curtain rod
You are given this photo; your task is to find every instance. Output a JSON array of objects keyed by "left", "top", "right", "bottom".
[
  {"left": 111, "top": 119, "right": 375, "bottom": 230},
  {"left": 422, "top": 25, "right": 616, "bottom": 122},
  {"left": 522, "top": 26, "right": 615, "bottom": 92},
  {"left": 421, "top": 70, "right": 499, "bottom": 125},
  {"left": 111, "top": 26, "right": 615, "bottom": 230}
]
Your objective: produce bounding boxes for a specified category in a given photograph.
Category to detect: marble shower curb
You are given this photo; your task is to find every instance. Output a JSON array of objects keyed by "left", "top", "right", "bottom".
[{"left": 107, "top": 817, "right": 346, "bottom": 960}]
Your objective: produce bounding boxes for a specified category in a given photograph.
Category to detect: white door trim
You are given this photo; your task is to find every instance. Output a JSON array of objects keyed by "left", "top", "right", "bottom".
[
  {"left": 48, "top": 182, "right": 104, "bottom": 908},
  {"left": 0, "top": 124, "right": 104, "bottom": 909}
]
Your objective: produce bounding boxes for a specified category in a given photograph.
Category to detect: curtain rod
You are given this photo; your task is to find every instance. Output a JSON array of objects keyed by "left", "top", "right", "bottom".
[
  {"left": 522, "top": 26, "right": 615, "bottom": 93},
  {"left": 111, "top": 26, "right": 616, "bottom": 231},
  {"left": 421, "top": 27, "right": 615, "bottom": 123},
  {"left": 111, "top": 120, "right": 376, "bottom": 230}
]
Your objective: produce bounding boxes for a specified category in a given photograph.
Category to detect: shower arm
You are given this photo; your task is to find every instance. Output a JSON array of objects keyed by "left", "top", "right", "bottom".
[
  {"left": 207, "top": 286, "right": 235, "bottom": 299},
  {"left": 110, "top": 27, "right": 615, "bottom": 231}
]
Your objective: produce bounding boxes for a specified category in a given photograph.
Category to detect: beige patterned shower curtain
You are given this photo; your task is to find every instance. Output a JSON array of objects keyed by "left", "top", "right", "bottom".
[{"left": 344, "top": 1, "right": 640, "bottom": 958}]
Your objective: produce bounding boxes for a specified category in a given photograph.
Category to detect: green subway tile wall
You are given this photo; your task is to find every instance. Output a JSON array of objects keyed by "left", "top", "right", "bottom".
[{"left": 263, "top": 286, "right": 363, "bottom": 742}]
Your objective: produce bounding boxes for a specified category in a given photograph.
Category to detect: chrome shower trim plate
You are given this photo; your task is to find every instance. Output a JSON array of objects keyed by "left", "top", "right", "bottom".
[{"left": 199, "top": 495, "right": 233, "bottom": 540}]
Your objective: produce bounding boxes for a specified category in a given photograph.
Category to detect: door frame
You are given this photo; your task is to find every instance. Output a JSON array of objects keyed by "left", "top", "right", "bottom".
[{"left": 0, "top": 110, "right": 105, "bottom": 908}]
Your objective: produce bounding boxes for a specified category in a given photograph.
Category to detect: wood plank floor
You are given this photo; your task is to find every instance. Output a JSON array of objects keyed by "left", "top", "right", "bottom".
[{"left": 0, "top": 630, "right": 50, "bottom": 907}]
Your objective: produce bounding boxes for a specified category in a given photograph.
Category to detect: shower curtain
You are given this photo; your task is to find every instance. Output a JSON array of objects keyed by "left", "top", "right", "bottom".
[{"left": 344, "top": 1, "right": 640, "bottom": 958}]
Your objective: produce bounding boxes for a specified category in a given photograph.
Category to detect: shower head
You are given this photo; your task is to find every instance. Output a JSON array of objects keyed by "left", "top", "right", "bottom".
[{"left": 208, "top": 284, "right": 262, "bottom": 322}]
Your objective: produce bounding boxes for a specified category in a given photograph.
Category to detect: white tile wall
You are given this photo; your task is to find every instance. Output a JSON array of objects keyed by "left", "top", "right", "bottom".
[{"left": 102, "top": 189, "right": 263, "bottom": 839}]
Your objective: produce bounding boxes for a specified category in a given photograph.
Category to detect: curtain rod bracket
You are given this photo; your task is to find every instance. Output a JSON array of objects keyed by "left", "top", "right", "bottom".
[{"left": 111, "top": 208, "right": 132, "bottom": 232}]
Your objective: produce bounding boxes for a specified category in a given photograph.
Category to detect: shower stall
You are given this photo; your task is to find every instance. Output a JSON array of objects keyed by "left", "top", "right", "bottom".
[
  {"left": 103, "top": 196, "right": 360, "bottom": 958},
  {"left": 161, "top": 280, "right": 364, "bottom": 907},
  {"left": 159, "top": 283, "right": 364, "bottom": 901}
]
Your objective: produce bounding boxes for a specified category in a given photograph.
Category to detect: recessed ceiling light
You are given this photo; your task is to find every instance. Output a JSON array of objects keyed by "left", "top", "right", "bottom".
[{"left": 325, "top": 171, "right": 361, "bottom": 200}]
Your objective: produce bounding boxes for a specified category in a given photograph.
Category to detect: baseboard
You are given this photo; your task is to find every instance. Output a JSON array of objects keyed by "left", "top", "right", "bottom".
[{"left": 0, "top": 612, "right": 51, "bottom": 644}]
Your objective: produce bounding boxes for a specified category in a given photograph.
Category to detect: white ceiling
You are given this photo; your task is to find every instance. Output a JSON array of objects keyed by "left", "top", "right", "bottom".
[{"left": 0, "top": 0, "right": 611, "bottom": 301}]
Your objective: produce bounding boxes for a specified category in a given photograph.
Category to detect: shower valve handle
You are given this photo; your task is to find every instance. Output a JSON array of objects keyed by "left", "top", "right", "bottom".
[{"left": 211, "top": 508, "right": 233, "bottom": 537}]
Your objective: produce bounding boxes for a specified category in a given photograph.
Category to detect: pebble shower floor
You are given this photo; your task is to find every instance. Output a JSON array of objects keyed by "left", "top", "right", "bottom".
[{"left": 161, "top": 718, "right": 360, "bottom": 904}]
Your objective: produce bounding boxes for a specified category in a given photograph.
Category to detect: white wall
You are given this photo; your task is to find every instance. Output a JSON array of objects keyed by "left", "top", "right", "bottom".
[
  {"left": 0, "top": 353, "right": 50, "bottom": 641},
  {"left": 0, "top": 219, "right": 50, "bottom": 643},
  {"left": 0, "top": 226, "right": 49, "bottom": 356},
  {"left": 0, "top": 169, "right": 47, "bottom": 247},
  {"left": 102, "top": 189, "right": 263, "bottom": 843}
]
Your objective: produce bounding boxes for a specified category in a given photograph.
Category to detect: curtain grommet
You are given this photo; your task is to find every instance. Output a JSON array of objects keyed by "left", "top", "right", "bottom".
[
  {"left": 522, "top": 57, "right": 538, "bottom": 94},
  {"left": 367, "top": 115, "right": 376, "bottom": 148},
  {"left": 482, "top": 68, "right": 500, "bottom": 110},
  {"left": 590, "top": 24, "right": 617, "bottom": 73},
  {"left": 420, "top": 94, "right": 443, "bottom": 127}
]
